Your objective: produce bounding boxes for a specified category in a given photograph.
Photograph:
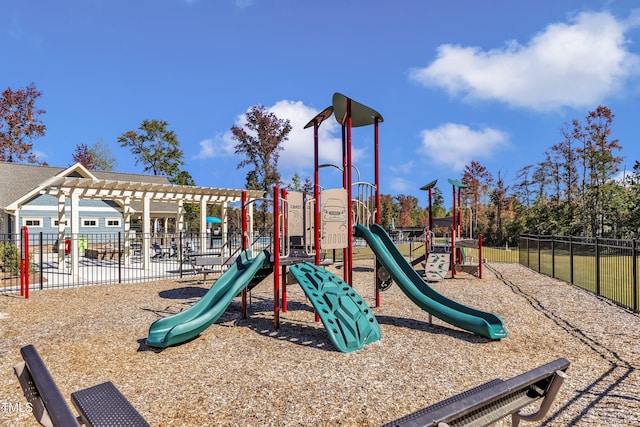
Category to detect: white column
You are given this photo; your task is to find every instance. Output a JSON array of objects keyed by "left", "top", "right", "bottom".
[
  {"left": 221, "top": 201, "right": 228, "bottom": 256},
  {"left": 57, "top": 192, "right": 66, "bottom": 268},
  {"left": 143, "top": 194, "right": 151, "bottom": 270},
  {"left": 176, "top": 199, "right": 184, "bottom": 232},
  {"left": 70, "top": 191, "right": 80, "bottom": 274},
  {"left": 248, "top": 201, "right": 254, "bottom": 248},
  {"left": 200, "top": 197, "right": 208, "bottom": 253},
  {"left": 123, "top": 197, "right": 131, "bottom": 265}
]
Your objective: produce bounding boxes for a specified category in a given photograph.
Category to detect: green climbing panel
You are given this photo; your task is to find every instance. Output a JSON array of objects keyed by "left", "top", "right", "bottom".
[
  {"left": 425, "top": 252, "right": 450, "bottom": 282},
  {"left": 288, "top": 263, "right": 381, "bottom": 353}
]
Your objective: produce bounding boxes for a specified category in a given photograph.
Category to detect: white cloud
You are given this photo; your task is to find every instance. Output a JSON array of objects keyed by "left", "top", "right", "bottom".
[
  {"left": 411, "top": 11, "right": 640, "bottom": 111},
  {"left": 268, "top": 100, "right": 343, "bottom": 171},
  {"left": 389, "top": 160, "right": 414, "bottom": 174},
  {"left": 192, "top": 132, "right": 235, "bottom": 159},
  {"left": 267, "top": 100, "right": 369, "bottom": 173},
  {"left": 418, "top": 123, "right": 508, "bottom": 171},
  {"left": 388, "top": 176, "right": 413, "bottom": 193},
  {"left": 198, "top": 100, "right": 365, "bottom": 180}
]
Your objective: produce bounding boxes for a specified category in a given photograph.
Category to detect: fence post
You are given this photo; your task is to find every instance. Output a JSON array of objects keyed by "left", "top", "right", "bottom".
[
  {"left": 551, "top": 235, "right": 555, "bottom": 278},
  {"left": 478, "top": 234, "right": 483, "bottom": 279},
  {"left": 39, "top": 232, "right": 44, "bottom": 290},
  {"left": 633, "top": 239, "right": 638, "bottom": 312},
  {"left": 118, "top": 231, "right": 122, "bottom": 284},
  {"left": 595, "top": 237, "right": 600, "bottom": 296},
  {"left": 178, "top": 231, "right": 184, "bottom": 278},
  {"left": 537, "top": 234, "right": 541, "bottom": 272},
  {"left": 569, "top": 236, "right": 574, "bottom": 285}
]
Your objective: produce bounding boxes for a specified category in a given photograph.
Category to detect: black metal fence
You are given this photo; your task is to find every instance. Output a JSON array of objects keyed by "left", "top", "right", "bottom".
[
  {"left": 12, "top": 228, "right": 636, "bottom": 314},
  {"left": 0, "top": 231, "right": 273, "bottom": 295},
  {"left": 519, "top": 234, "right": 639, "bottom": 313}
]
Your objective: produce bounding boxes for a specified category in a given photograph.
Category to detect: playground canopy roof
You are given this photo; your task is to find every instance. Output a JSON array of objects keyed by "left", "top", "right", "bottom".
[
  {"left": 420, "top": 180, "right": 438, "bottom": 191},
  {"left": 303, "top": 106, "right": 334, "bottom": 129},
  {"left": 332, "top": 92, "right": 384, "bottom": 127},
  {"left": 448, "top": 178, "right": 467, "bottom": 189}
]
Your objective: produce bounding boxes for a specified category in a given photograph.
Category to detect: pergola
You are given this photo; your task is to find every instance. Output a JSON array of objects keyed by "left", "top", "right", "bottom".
[{"left": 41, "top": 177, "right": 265, "bottom": 273}]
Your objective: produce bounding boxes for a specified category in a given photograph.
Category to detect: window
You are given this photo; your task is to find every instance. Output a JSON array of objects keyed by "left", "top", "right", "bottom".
[
  {"left": 82, "top": 218, "right": 99, "bottom": 228},
  {"left": 50, "top": 218, "right": 69, "bottom": 227},
  {"left": 23, "top": 217, "right": 43, "bottom": 227},
  {"left": 105, "top": 218, "right": 121, "bottom": 228}
]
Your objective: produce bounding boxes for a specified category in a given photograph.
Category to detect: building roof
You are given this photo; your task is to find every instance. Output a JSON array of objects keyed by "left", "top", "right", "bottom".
[{"left": 0, "top": 162, "right": 262, "bottom": 213}]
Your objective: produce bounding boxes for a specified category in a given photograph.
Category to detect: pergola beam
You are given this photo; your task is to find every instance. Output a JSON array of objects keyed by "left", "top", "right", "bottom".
[{"left": 40, "top": 177, "right": 265, "bottom": 275}]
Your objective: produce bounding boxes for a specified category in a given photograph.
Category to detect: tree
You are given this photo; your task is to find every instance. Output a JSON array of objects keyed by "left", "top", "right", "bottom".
[
  {"left": 287, "top": 172, "right": 313, "bottom": 194},
  {"left": 487, "top": 171, "right": 509, "bottom": 244},
  {"left": 89, "top": 139, "right": 118, "bottom": 171},
  {"left": 395, "top": 194, "right": 420, "bottom": 227},
  {"left": 379, "top": 194, "right": 395, "bottom": 229},
  {"left": 117, "top": 119, "right": 184, "bottom": 178},
  {"left": 576, "top": 106, "right": 622, "bottom": 237},
  {"left": 72, "top": 143, "right": 99, "bottom": 170},
  {"left": 0, "top": 83, "right": 46, "bottom": 163},
  {"left": 231, "top": 105, "right": 291, "bottom": 192},
  {"left": 461, "top": 161, "right": 493, "bottom": 236},
  {"left": 231, "top": 105, "right": 291, "bottom": 227}
]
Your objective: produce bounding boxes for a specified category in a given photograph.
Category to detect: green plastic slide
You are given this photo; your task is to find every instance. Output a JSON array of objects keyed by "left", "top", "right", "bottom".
[
  {"left": 355, "top": 224, "right": 507, "bottom": 340},
  {"left": 146, "top": 250, "right": 270, "bottom": 348},
  {"left": 288, "top": 262, "right": 381, "bottom": 352}
]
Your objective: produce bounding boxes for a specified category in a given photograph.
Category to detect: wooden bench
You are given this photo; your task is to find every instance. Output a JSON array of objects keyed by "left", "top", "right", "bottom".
[
  {"left": 13, "top": 344, "right": 149, "bottom": 427},
  {"left": 382, "top": 358, "right": 569, "bottom": 427}
]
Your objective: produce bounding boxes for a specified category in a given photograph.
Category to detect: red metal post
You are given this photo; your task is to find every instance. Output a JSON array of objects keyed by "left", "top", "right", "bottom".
[
  {"left": 374, "top": 117, "right": 380, "bottom": 225},
  {"left": 273, "top": 186, "right": 280, "bottom": 329},
  {"left": 21, "top": 226, "right": 29, "bottom": 299},
  {"left": 242, "top": 191, "right": 248, "bottom": 250},
  {"left": 313, "top": 120, "right": 321, "bottom": 267},
  {"left": 281, "top": 188, "right": 288, "bottom": 313},
  {"left": 241, "top": 191, "right": 247, "bottom": 319},
  {"left": 374, "top": 117, "right": 381, "bottom": 307},
  {"left": 341, "top": 123, "right": 348, "bottom": 282},
  {"left": 457, "top": 187, "right": 463, "bottom": 239},
  {"left": 346, "top": 98, "right": 353, "bottom": 286},
  {"left": 451, "top": 183, "right": 457, "bottom": 278}
]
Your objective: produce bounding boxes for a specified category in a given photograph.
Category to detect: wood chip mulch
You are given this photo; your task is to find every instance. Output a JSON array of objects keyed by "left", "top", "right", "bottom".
[{"left": 1, "top": 261, "right": 638, "bottom": 426}]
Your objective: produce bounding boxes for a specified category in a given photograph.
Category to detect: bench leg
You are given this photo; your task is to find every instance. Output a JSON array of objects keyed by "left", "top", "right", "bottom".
[{"left": 512, "top": 370, "right": 567, "bottom": 426}]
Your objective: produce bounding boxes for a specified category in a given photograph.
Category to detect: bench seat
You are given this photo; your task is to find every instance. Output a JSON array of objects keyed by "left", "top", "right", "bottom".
[
  {"left": 14, "top": 344, "right": 149, "bottom": 427},
  {"left": 382, "top": 358, "right": 569, "bottom": 427}
]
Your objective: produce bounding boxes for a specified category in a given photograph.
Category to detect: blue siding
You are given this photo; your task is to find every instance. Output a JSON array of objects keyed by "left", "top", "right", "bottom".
[
  {"left": 26, "top": 194, "right": 120, "bottom": 208},
  {"left": 20, "top": 194, "right": 124, "bottom": 234}
]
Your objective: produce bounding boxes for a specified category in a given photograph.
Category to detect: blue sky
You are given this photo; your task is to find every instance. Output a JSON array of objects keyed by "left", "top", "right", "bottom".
[{"left": 3, "top": 1, "right": 640, "bottom": 207}]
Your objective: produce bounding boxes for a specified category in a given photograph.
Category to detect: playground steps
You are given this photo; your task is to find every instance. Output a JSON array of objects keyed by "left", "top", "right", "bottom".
[
  {"left": 288, "top": 263, "right": 381, "bottom": 353},
  {"left": 424, "top": 253, "right": 450, "bottom": 282},
  {"left": 456, "top": 263, "right": 480, "bottom": 277}
]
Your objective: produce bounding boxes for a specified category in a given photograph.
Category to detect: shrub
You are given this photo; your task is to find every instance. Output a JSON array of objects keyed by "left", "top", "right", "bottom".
[{"left": 0, "top": 240, "right": 21, "bottom": 275}]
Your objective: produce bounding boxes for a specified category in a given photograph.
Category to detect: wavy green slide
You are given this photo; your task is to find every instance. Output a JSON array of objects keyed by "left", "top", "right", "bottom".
[
  {"left": 355, "top": 224, "right": 507, "bottom": 340},
  {"left": 288, "top": 262, "right": 381, "bottom": 352},
  {"left": 146, "top": 250, "right": 270, "bottom": 348}
]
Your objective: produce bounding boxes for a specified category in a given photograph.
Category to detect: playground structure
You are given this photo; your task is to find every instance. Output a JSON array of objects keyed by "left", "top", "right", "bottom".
[
  {"left": 146, "top": 92, "right": 506, "bottom": 352},
  {"left": 417, "top": 178, "right": 484, "bottom": 282}
]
